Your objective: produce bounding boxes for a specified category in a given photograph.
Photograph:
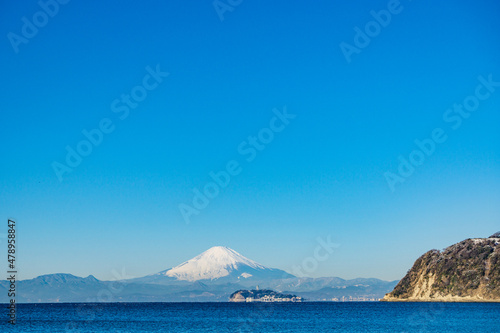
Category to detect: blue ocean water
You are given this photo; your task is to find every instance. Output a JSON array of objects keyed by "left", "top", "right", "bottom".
[{"left": 1, "top": 302, "right": 499, "bottom": 332}]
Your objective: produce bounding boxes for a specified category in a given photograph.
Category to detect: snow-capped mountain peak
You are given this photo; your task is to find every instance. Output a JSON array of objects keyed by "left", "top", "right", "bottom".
[{"left": 163, "top": 246, "right": 267, "bottom": 281}]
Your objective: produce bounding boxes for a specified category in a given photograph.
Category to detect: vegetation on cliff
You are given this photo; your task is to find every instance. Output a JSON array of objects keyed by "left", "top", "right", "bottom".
[{"left": 384, "top": 233, "right": 500, "bottom": 301}]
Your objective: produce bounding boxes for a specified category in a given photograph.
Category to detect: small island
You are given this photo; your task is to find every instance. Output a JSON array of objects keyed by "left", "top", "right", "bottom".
[{"left": 229, "top": 289, "right": 303, "bottom": 302}]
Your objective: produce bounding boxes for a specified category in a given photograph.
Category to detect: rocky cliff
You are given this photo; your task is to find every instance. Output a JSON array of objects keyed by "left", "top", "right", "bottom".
[{"left": 383, "top": 233, "right": 500, "bottom": 302}]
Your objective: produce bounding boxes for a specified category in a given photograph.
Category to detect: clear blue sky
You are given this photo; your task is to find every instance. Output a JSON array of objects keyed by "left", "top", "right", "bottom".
[{"left": 1, "top": 0, "right": 499, "bottom": 281}]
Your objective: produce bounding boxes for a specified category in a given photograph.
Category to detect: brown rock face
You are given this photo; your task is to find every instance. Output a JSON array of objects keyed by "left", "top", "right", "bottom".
[{"left": 383, "top": 235, "right": 500, "bottom": 302}]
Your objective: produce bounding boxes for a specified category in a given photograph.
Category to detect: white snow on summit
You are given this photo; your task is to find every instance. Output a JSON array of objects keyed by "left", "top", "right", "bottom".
[{"left": 164, "top": 246, "right": 267, "bottom": 281}]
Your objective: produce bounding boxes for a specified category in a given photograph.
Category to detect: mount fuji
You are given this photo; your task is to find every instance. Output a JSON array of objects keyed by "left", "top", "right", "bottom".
[
  {"left": 1, "top": 246, "right": 398, "bottom": 302},
  {"left": 137, "top": 246, "right": 294, "bottom": 285}
]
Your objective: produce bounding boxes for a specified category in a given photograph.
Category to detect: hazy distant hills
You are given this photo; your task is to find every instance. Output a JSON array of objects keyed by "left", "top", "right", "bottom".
[
  {"left": 1, "top": 246, "right": 397, "bottom": 302},
  {"left": 383, "top": 233, "right": 500, "bottom": 302}
]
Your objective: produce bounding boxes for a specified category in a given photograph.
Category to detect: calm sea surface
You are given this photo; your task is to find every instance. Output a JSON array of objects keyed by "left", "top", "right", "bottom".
[{"left": 1, "top": 302, "right": 499, "bottom": 332}]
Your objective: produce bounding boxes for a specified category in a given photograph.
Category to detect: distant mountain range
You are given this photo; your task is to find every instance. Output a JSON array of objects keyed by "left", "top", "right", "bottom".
[
  {"left": 383, "top": 233, "right": 500, "bottom": 302},
  {"left": 1, "top": 246, "right": 397, "bottom": 302}
]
